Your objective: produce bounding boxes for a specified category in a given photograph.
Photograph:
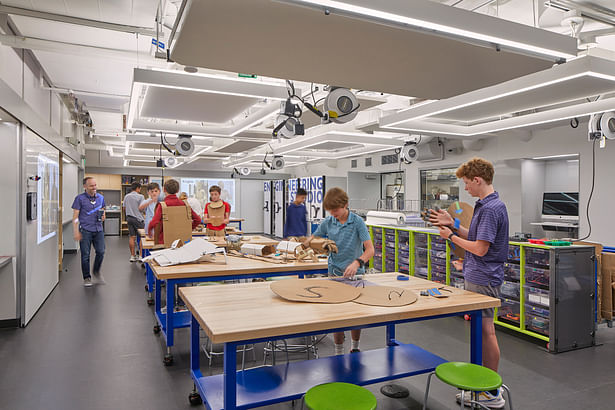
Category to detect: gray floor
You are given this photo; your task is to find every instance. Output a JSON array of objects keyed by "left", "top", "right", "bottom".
[{"left": 1, "top": 236, "right": 615, "bottom": 410}]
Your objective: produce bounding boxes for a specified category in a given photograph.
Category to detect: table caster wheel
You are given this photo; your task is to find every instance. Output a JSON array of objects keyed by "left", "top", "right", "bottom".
[
  {"left": 140, "top": 263, "right": 145, "bottom": 269},
  {"left": 145, "top": 284, "right": 148, "bottom": 291},
  {"left": 188, "top": 391, "right": 202, "bottom": 405},
  {"left": 163, "top": 354, "right": 174, "bottom": 366},
  {"left": 153, "top": 325, "right": 161, "bottom": 334},
  {"left": 464, "top": 314, "right": 471, "bottom": 321},
  {"left": 147, "top": 298, "right": 154, "bottom": 306}
]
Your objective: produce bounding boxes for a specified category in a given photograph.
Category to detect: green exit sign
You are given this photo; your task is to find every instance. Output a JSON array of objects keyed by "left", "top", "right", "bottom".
[{"left": 238, "top": 73, "right": 257, "bottom": 78}]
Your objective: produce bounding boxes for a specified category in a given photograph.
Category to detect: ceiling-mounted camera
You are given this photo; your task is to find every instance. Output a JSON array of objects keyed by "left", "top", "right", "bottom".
[
  {"left": 323, "top": 87, "right": 359, "bottom": 124},
  {"left": 270, "top": 155, "right": 285, "bottom": 170},
  {"left": 273, "top": 114, "right": 304, "bottom": 139},
  {"left": 164, "top": 156, "right": 178, "bottom": 167},
  {"left": 175, "top": 134, "right": 195, "bottom": 156},
  {"left": 400, "top": 141, "right": 418, "bottom": 164},
  {"left": 588, "top": 112, "right": 615, "bottom": 141}
]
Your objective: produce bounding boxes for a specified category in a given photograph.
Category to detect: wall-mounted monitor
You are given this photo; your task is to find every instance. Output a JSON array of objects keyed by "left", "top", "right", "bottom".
[{"left": 541, "top": 192, "right": 579, "bottom": 222}]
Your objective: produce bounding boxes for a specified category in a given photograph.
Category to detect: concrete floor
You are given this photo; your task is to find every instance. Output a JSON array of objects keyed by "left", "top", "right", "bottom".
[{"left": 1, "top": 236, "right": 614, "bottom": 410}]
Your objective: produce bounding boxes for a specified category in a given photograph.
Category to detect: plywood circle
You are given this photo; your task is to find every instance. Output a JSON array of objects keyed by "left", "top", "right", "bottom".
[
  {"left": 270, "top": 279, "right": 361, "bottom": 303},
  {"left": 353, "top": 286, "right": 418, "bottom": 307}
]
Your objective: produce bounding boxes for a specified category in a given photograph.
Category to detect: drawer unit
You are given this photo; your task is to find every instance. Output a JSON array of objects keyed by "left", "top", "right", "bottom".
[
  {"left": 399, "top": 244, "right": 410, "bottom": 252},
  {"left": 385, "top": 261, "right": 396, "bottom": 272},
  {"left": 525, "top": 313, "right": 549, "bottom": 336},
  {"left": 526, "top": 247, "right": 550, "bottom": 268},
  {"left": 497, "top": 298, "right": 520, "bottom": 323},
  {"left": 431, "top": 257, "right": 446, "bottom": 269},
  {"left": 525, "top": 266, "right": 550, "bottom": 287},
  {"left": 508, "top": 244, "right": 521, "bottom": 262},
  {"left": 431, "top": 263, "right": 446, "bottom": 275},
  {"left": 399, "top": 249, "right": 409, "bottom": 258},
  {"left": 501, "top": 281, "right": 520, "bottom": 300},
  {"left": 415, "top": 247, "right": 428, "bottom": 259},
  {"left": 431, "top": 235, "right": 447, "bottom": 245},
  {"left": 524, "top": 285, "right": 550, "bottom": 307},
  {"left": 504, "top": 262, "right": 520, "bottom": 281},
  {"left": 399, "top": 256, "right": 409, "bottom": 266},
  {"left": 399, "top": 266, "right": 409, "bottom": 274}
]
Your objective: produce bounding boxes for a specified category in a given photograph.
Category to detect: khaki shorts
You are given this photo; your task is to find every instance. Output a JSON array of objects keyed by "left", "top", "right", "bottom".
[{"left": 464, "top": 281, "right": 501, "bottom": 319}]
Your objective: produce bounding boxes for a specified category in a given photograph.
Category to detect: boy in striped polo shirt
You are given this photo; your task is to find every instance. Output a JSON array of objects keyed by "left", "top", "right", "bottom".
[
  {"left": 303, "top": 188, "right": 375, "bottom": 355},
  {"left": 430, "top": 157, "right": 509, "bottom": 409}
]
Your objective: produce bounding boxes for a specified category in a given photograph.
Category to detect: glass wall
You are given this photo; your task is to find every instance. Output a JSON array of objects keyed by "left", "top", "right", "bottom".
[{"left": 420, "top": 167, "right": 460, "bottom": 211}]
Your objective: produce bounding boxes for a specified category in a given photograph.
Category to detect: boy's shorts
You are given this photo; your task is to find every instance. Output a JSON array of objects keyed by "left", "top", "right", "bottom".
[{"left": 464, "top": 281, "right": 501, "bottom": 318}]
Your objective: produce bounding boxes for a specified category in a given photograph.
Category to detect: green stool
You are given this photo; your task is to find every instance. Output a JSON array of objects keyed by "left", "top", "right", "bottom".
[
  {"left": 302, "top": 382, "right": 377, "bottom": 410},
  {"left": 423, "top": 362, "right": 513, "bottom": 410}
]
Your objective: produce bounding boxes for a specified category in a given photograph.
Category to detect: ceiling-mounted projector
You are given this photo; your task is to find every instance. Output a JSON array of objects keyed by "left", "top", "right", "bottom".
[
  {"left": 164, "top": 156, "right": 178, "bottom": 167},
  {"left": 400, "top": 139, "right": 444, "bottom": 164},
  {"left": 273, "top": 114, "right": 304, "bottom": 139},
  {"left": 270, "top": 156, "right": 285, "bottom": 170},
  {"left": 323, "top": 87, "right": 359, "bottom": 124},
  {"left": 175, "top": 134, "right": 195, "bottom": 156}
]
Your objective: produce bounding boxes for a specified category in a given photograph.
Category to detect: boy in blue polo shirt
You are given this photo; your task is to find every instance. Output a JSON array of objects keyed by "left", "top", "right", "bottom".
[
  {"left": 284, "top": 187, "right": 308, "bottom": 238},
  {"left": 303, "top": 187, "right": 374, "bottom": 355},
  {"left": 430, "top": 157, "right": 509, "bottom": 409}
]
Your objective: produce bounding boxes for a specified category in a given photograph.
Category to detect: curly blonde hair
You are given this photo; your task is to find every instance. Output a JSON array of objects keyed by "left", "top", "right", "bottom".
[{"left": 456, "top": 157, "right": 494, "bottom": 185}]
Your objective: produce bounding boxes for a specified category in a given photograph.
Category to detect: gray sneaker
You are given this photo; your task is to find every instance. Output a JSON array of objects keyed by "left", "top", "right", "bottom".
[
  {"left": 92, "top": 272, "right": 106, "bottom": 285},
  {"left": 129, "top": 255, "right": 136, "bottom": 262},
  {"left": 83, "top": 277, "right": 93, "bottom": 287}
]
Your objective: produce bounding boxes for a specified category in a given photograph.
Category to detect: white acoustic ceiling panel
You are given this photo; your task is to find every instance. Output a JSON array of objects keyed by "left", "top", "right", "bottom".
[
  {"left": 215, "top": 140, "right": 268, "bottom": 153},
  {"left": 140, "top": 86, "right": 259, "bottom": 123},
  {"left": 303, "top": 141, "right": 362, "bottom": 151},
  {"left": 170, "top": 0, "right": 575, "bottom": 99}
]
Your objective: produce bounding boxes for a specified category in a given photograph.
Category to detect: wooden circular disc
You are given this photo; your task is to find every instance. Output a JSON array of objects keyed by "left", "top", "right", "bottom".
[
  {"left": 270, "top": 279, "right": 361, "bottom": 303},
  {"left": 353, "top": 286, "right": 418, "bottom": 307}
]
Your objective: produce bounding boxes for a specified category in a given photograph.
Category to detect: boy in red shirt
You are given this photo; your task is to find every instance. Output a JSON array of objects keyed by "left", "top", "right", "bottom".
[
  {"left": 148, "top": 179, "right": 201, "bottom": 244},
  {"left": 203, "top": 185, "right": 230, "bottom": 237}
]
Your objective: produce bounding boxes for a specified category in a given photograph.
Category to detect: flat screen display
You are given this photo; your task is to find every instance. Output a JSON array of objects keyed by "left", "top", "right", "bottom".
[{"left": 542, "top": 192, "right": 579, "bottom": 216}]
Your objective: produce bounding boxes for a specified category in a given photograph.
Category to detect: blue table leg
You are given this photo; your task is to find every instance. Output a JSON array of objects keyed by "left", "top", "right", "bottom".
[
  {"left": 386, "top": 324, "right": 398, "bottom": 346},
  {"left": 470, "top": 311, "right": 482, "bottom": 365},
  {"left": 191, "top": 315, "right": 200, "bottom": 371},
  {"left": 224, "top": 342, "right": 238, "bottom": 409}
]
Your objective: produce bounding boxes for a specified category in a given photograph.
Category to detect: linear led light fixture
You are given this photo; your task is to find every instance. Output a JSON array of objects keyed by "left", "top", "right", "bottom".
[
  {"left": 532, "top": 153, "right": 578, "bottom": 160},
  {"left": 277, "top": 0, "right": 577, "bottom": 61},
  {"left": 383, "top": 96, "right": 615, "bottom": 137},
  {"left": 381, "top": 56, "right": 615, "bottom": 128}
]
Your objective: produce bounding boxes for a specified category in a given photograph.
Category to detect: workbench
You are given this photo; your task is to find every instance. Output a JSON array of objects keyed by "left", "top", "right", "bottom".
[
  {"left": 179, "top": 273, "right": 500, "bottom": 409},
  {"left": 140, "top": 235, "right": 279, "bottom": 305},
  {"left": 150, "top": 254, "right": 329, "bottom": 365}
]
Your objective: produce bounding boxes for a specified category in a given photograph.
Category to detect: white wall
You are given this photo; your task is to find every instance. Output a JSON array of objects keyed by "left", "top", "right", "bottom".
[
  {"left": 0, "top": 122, "right": 19, "bottom": 321},
  {"left": 291, "top": 121, "right": 614, "bottom": 245},
  {"left": 239, "top": 179, "right": 264, "bottom": 233},
  {"left": 24, "top": 129, "right": 59, "bottom": 324},
  {"left": 544, "top": 159, "right": 579, "bottom": 192},
  {"left": 521, "top": 160, "right": 546, "bottom": 237}
]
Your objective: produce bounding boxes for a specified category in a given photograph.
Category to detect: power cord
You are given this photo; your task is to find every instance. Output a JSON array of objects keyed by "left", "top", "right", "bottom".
[{"left": 577, "top": 137, "right": 597, "bottom": 241}]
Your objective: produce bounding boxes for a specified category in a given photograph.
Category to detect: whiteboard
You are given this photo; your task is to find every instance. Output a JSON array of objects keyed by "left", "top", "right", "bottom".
[{"left": 62, "top": 162, "right": 80, "bottom": 224}]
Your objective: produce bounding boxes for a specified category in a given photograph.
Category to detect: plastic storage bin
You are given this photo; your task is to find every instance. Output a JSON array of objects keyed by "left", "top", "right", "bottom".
[
  {"left": 414, "top": 233, "right": 428, "bottom": 247},
  {"left": 504, "top": 263, "right": 520, "bottom": 281},
  {"left": 431, "top": 235, "right": 446, "bottom": 245},
  {"left": 525, "top": 312, "right": 549, "bottom": 336},
  {"left": 431, "top": 257, "right": 447, "bottom": 269},
  {"left": 431, "top": 241, "right": 447, "bottom": 251},
  {"left": 526, "top": 247, "right": 550, "bottom": 267},
  {"left": 415, "top": 247, "right": 428, "bottom": 259},
  {"left": 525, "top": 303, "right": 550, "bottom": 318},
  {"left": 501, "top": 281, "right": 520, "bottom": 300},
  {"left": 451, "top": 276, "right": 465, "bottom": 289},
  {"left": 430, "top": 249, "right": 447, "bottom": 259},
  {"left": 415, "top": 266, "right": 428, "bottom": 278},
  {"left": 432, "top": 272, "right": 446, "bottom": 284},
  {"left": 399, "top": 249, "right": 409, "bottom": 258},
  {"left": 525, "top": 266, "right": 550, "bottom": 287},
  {"left": 431, "top": 263, "right": 447, "bottom": 274},
  {"left": 497, "top": 298, "right": 520, "bottom": 323},
  {"left": 524, "top": 285, "right": 550, "bottom": 307},
  {"left": 508, "top": 245, "right": 521, "bottom": 262},
  {"left": 399, "top": 256, "right": 409, "bottom": 266}
]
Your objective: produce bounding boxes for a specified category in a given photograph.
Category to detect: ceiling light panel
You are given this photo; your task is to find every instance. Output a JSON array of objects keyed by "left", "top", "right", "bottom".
[{"left": 215, "top": 140, "right": 268, "bottom": 153}]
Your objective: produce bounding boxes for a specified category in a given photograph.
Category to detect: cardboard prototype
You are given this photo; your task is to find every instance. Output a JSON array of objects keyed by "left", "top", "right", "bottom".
[
  {"left": 270, "top": 278, "right": 361, "bottom": 303},
  {"left": 353, "top": 286, "right": 418, "bottom": 307},
  {"left": 276, "top": 241, "right": 304, "bottom": 254},
  {"left": 207, "top": 200, "right": 226, "bottom": 227},
  {"left": 309, "top": 238, "right": 338, "bottom": 254},
  {"left": 154, "top": 201, "right": 193, "bottom": 248},
  {"left": 241, "top": 243, "right": 276, "bottom": 256},
  {"left": 446, "top": 201, "right": 474, "bottom": 259}
]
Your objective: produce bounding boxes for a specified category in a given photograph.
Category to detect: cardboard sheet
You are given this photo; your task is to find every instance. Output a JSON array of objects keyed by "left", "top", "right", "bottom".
[
  {"left": 270, "top": 279, "right": 361, "bottom": 303},
  {"left": 146, "top": 237, "right": 225, "bottom": 266},
  {"left": 353, "top": 286, "right": 418, "bottom": 307}
]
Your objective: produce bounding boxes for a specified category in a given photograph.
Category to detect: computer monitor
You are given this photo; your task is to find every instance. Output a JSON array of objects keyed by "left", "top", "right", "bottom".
[{"left": 541, "top": 192, "right": 579, "bottom": 222}]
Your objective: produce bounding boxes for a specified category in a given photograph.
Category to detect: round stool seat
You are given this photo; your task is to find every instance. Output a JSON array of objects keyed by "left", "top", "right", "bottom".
[
  {"left": 435, "top": 362, "right": 502, "bottom": 392},
  {"left": 305, "top": 382, "right": 377, "bottom": 410}
]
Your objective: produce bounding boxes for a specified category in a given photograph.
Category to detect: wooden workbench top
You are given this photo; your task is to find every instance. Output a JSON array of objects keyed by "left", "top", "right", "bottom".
[
  {"left": 151, "top": 254, "right": 327, "bottom": 280},
  {"left": 141, "top": 235, "right": 278, "bottom": 250},
  {"left": 179, "top": 273, "right": 501, "bottom": 344}
]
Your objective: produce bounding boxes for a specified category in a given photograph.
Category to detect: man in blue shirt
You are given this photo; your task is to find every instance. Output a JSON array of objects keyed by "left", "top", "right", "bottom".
[
  {"left": 72, "top": 177, "right": 106, "bottom": 287},
  {"left": 303, "top": 188, "right": 374, "bottom": 355},
  {"left": 430, "top": 157, "right": 509, "bottom": 409},
  {"left": 284, "top": 187, "right": 307, "bottom": 238},
  {"left": 139, "top": 182, "right": 161, "bottom": 238}
]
